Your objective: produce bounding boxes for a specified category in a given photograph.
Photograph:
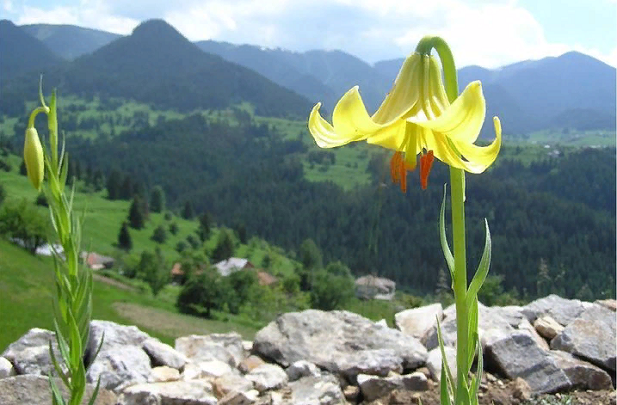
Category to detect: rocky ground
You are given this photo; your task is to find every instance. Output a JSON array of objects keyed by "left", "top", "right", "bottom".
[
  {"left": 367, "top": 378, "right": 616, "bottom": 405},
  {"left": 0, "top": 294, "right": 615, "bottom": 404}
]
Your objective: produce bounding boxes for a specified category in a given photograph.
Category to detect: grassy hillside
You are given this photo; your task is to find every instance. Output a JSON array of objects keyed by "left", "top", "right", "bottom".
[
  {"left": 0, "top": 157, "right": 403, "bottom": 351},
  {"left": 0, "top": 237, "right": 261, "bottom": 352}
]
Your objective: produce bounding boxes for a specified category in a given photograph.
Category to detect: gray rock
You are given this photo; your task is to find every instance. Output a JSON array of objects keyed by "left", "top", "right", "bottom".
[
  {"left": 143, "top": 338, "right": 188, "bottom": 370},
  {"left": 426, "top": 346, "right": 457, "bottom": 382},
  {"left": 0, "top": 356, "right": 16, "bottom": 379},
  {"left": 551, "top": 304, "right": 616, "bottom": 371},
  {"left": 595, "top": 299, "right": 617, "bottom": 311},
  {"left": 246, "top": 363, "right": 288, "bottom": 392},
  {"left": 87, "top": 320, "right": 149, "bottom": 362},
  {"left": 288, "top": 374, "right": 346, "bottom": 405},
  {"left": 550, "top": 350, "right": 613, "bottom": 391},
  {"left": 182, "top": 359, "right": 234, "bottom": 380},
  {"left": 219, "top": 389, "right": 259, "bottom": 405},
  {"left": 522, "top": 295, "right": 587, "bottom": 326},
  {"left": 533, "top": 315, "right": 564, "bottom": 340},
  {"left": 357, "top": 372, "right": 428, "bottom": 402},
  {"left": 343, "top": 385, "right": 360, "bottom": 402},
  {"left": 176, "top": 333, "right": 245, "bottom": 367},
  {"left": 375, "top": 319, "right": 388, "bottom": 328},
  {"left": 423, "top": 303, "right": 522, "bottom": 351},
  {"left": 150, "top": 366, "right": 181, "bottom": 382},
  {"left": 253, "top": 310, "right": 426, "bottom": 380},
  {"left": 286, "top": 360, "right": 321, "bottom": 381},
  {"left": 238, "top": 355, "right": 266, "bottom": 374},
  {"left": 395, "top": 303, "right": 443, "bottom": 340},
  {"left": 518, "top": 318, "right": 550, "bottom": 351},
  {"left": 86, "top": 345, "right": 152, "bottom": 391},
  {"left": 1, "top": 328, "right": 64, "bottom": 376},
  {"left": 0, "top": 375, "right": 117, "bottom": 405},
  {"left": 483, "top": 329, "right": 570, "bottom": 394},
  {"left": 335, "top": 349, "right": 404, "bottom": 381},
  {"left": 214, "top": 373, "right": 254, "bottom": 398},
  {"left": 121, "top": 380, "right": 217, "bottom": 405}
]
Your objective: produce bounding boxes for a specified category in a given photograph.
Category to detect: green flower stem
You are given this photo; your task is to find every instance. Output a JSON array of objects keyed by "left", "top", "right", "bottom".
[
  {"left": 449, "top": 165, "right": 469, "bottom": 403},
  {"left": 417, "top": 36, "right": 471, "bottom": 405}
]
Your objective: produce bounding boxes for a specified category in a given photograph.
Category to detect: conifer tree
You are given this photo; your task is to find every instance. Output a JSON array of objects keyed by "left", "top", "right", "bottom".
[
  {"left": 119, "top": 176, "right": 134, "bottom": 200},
  {"left": 182, "top": 200, "right": 194, "bottom": 220},
  {"left": 128, "top": 196, "right": 145, "bottom": 229},
  {"left": 117, "top": 221, "right": 132, "bottom": 251},
  {"left": 150, "top": 185, "right": 166, "bottom": 213},
  {"left": 197, "top": 212, "right": 211, "bottom": 242},
  {"left": 211, "top": 229, "right": 235, "bottom": 263},
  {"left": 106, "top": 169, "right": 122, "bottom": 200}
]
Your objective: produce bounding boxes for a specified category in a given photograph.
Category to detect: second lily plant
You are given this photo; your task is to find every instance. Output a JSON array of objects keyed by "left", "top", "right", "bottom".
[{"left": 308, "top": 36, "right": 501, "bottom": 405}]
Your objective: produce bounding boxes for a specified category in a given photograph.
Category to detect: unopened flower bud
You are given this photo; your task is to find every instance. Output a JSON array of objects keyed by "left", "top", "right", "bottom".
[{"left": 24, "top": 127, "right": 44, "bottom": 191}]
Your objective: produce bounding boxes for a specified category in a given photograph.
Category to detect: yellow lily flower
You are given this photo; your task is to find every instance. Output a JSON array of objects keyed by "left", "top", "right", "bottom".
[{"left": 308, "top": 53, "right": 501, "bottom": 191}]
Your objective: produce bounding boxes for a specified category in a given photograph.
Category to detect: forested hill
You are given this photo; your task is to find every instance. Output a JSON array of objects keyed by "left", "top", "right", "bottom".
[
  {"left": 55, "top": 113, "right": 616, "bottom": 301},
  {"left": 0, "top": 20, "right": 64, "bottom": 81},
  {"left": 21, "top": 23, "right": 121, "bottom": 60},
  {"left": 0, "top": 19, "right": 313, "bottom": 119}
]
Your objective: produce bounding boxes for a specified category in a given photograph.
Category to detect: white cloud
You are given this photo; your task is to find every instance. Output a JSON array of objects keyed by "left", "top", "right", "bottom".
[
  {"left": 7, "top": 0, "right": 616, "bottom": 68},
  {"left": 15, "top": 2, "right": 138, "bottom": 34},
  {"left": 3, "top": 0, "right": 13, "bottom": 12}
]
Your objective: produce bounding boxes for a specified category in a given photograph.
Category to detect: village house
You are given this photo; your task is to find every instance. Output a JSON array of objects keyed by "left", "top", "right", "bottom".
[
  {"left": 80, "top": 252, "right": 115, "bottom": 270},
  {"left": 170, "top": 257, "right": 277, "bottom": 286}
]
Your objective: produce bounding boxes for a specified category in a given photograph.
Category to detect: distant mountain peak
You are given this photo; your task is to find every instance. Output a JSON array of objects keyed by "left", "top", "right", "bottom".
[{"left": 131, "top": 18, "right": 186, "bottom": 41}]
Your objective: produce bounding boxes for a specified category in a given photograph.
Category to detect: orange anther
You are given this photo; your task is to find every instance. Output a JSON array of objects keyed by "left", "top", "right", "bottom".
[{"left": 419, "top": 150, "right": 435, "bottom": 190}]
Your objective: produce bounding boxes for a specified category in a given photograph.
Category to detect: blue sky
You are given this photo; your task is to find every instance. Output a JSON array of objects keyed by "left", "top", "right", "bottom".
[{"left": 2, "top": 0, "right": 616, "bottom": 68}]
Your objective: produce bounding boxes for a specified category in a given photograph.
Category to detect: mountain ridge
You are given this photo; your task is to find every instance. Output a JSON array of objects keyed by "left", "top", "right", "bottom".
[
  {"left": 2, "top": 19, "right": 314, "bottom": 118},
  {"left": 3, "top": 20, "right": 616, "bottom": 133}
]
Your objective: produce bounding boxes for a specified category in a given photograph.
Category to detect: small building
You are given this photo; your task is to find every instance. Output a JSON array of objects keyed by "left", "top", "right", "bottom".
[
  {"left": 80, "top": 252, "right": 115, "bottom": 270},
  {"left": 213, "top": 258, "right": 255, "bottom": 276},
  {"left": 171, "top": 258, "right": 277, "bottom": 286},
  {"left": 355, "top": 275, "right": 396, "bottom": 301}
]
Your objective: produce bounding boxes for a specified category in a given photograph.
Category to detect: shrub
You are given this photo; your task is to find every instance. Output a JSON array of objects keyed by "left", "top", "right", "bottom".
[
  {"left": 151, "top": 225, "right": 167, "bottom": 244},
  {"left": 169, "top": 222, "right": 179, "bottom": 235},
  {"left": 176, "top": 267, "right": 229, "bottom": 318},
  {"left": 0, "top": 199, "right": 49, "bottom": 254},
  {"left": 310, "top": 270, "right": 355, "bottom": 311},
  {"left": 35, "top": 193, "right": 48, "bottom": 207}
]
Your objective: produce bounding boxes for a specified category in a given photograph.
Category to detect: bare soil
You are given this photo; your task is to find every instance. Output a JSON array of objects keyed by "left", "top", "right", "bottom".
[{"left": 365, "top": 376, "right": 616, "bottom": 405}]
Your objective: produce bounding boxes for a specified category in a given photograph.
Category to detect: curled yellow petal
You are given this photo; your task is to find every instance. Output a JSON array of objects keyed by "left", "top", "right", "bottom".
[
  {"left": 24, "top": 127, "right": 44, "bottom": 191},
  {"left": 372, "top": 53, "right": 422, "bottom": 124},
  {"left": 412, "top": 81, "right": 486, "bottom": 144}
]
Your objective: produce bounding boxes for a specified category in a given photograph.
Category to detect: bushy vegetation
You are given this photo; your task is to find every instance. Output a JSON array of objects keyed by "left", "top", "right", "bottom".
[{"left": 0, "top": 198, "right": 48, "bottom": 254}]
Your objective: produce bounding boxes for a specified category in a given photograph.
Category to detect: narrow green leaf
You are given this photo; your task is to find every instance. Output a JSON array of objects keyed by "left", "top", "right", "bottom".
[
  {"left": 86, "top": 378, "right": 102, "bottom": 405},
  {"left": 52, "top": 319, "right": 71, "bottom": 372},
  {"left": 467, "top": 219, "right": 492, "bottom": 311},
  {"left": 436, "top": 317, "right": 456, "bottom": 396},
  {"left": 89, "top": 332, "right": 105, "bottom": 369},
  {"left": 49, "top": 89, "right": 58, "bottom": 166},
  {"left": 467, "top": 297, "right": 479, "bottom": 371},
  {"left": 469, "top": 333, "right": 484, "bottom": 405},
  {"left": 49, "top": 375, "right": 67, "bottom": 405},
  {"left": 49, "top": 341, "right": 70, "bottom": 388},
  {"left": 440, "top": 366, "right": 452, "bottom": 405},
  {"left": 439, "top": 185, "right": 454, "bottom": 281}
]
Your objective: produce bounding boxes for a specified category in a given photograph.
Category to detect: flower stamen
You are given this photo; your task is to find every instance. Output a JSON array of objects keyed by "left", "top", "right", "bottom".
[
  {"left": 419, "top": 150, "right": 435, "bottom": 190},
  {"left": 390, "top": 152, "right": 418, "bottom": 193}
]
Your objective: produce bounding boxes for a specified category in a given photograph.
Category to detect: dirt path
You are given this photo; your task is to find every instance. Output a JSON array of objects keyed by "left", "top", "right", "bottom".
[{"left": 92, "top": 273, "right": 137, "bottom": 292}]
